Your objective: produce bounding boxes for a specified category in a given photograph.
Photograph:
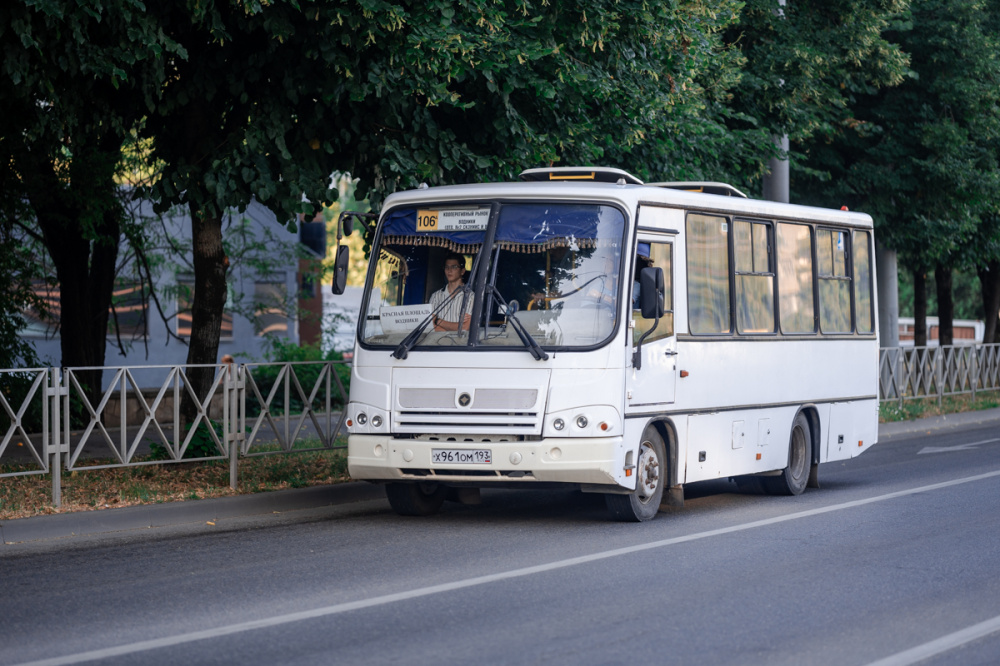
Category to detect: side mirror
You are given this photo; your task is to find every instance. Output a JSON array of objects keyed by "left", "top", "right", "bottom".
[
  {"left": 331, "top": 245, "right": 349, "bottom": 295},
  {"left": 342, "top": 215, "right": 355, "bottom": 237},
  {"left": 639, "top": 266, "right": 664, "bottom": 319}
]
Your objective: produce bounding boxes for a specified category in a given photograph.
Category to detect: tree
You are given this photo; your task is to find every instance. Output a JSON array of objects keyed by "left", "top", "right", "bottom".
[
  {"left": 130, "top": 0, "right": 757, "bottom": 405},
  {"left": 0, "top": 0, "right": 180, "bottom": 400},
  {"left": 727, "top": 0, "right": 910, "bottom": 180},
  {"left": 794, "top": 0, "right": 1000, "bottom": 345}
]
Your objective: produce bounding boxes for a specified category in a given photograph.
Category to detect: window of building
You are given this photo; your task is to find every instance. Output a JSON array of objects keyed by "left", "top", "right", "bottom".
[
  {"left": 686, "top": 213, "right": 731, "bottom": 334},
  {"left": 254, "top": 281, "right": 289, "bottom": 337},
  {"left": 21, "top": 280, "right": 60, "bottom": 338},
  {"left": 776, "top": 223, "right": 815, "bottom": 333},
  {"left": 109, "top": 280, "right": 148, "bottom": 339},
  {"left": 817, "top": 228, "right": 852, "bottom": 333},
  {"left": 734, "top": 220, "right": 775, "bottom": 334},
  {"left": 176, "top": 277, "right": 233, "bottom": 338}
]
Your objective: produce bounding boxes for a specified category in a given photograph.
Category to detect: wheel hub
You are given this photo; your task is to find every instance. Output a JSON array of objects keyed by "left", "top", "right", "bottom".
[{"left": 636, "top": 443, "right": 660, "bottom": 502}]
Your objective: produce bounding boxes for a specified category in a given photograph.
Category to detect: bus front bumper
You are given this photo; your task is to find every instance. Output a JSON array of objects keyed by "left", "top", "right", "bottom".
[{"left": 348, "top": 434, "right": 630, "bottom": 488}]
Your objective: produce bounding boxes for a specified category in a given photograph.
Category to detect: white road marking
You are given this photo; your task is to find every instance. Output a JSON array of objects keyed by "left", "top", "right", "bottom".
[
  {"left": 865, "top": 614, "right": 1000, "bottom": 666},
  {"left": 918, "top": 437, "right": 1000, "bottom": 455},
  {"left": 17, "top": 468, "right": 1000, "bottom": 666}
]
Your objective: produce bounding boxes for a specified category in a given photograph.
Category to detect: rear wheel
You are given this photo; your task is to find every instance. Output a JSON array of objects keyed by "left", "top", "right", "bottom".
[
  {"left": 385, "top": 482, "right": 448, "bottom": 516},
  {"left": 606, "top": 429, "right": 666, "bottom": 522},
  {"left": 761, "top": 413, "right": 811, "bottom": 496}
]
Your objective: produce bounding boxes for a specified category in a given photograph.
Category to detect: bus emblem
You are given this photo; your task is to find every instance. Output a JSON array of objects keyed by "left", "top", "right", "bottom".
[{"left": 458, "top": 392, "right": 472, "bottom": 407}]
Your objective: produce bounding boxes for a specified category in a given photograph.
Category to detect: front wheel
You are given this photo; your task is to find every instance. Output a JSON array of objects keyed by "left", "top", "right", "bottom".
[
  {"left": 385, "top": 482, "right": 448, "bottom": 516},
  {"left": 761, "top": 413, "right": 811, "bottom": 496},
  {"left": 606, "top": 429, "right": 667, "bottom": 522}
]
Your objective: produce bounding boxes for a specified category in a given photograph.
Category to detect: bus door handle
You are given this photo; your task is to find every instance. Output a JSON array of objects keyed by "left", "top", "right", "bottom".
[{"left": 664, "top": 349, "right": 678, "bottom": 357}]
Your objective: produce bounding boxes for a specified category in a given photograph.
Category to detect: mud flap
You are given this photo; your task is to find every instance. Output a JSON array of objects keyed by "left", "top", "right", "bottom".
[
  {"left": 660, "top": 484, "right": 684, "bottom": 509},
  {"left": 807, "top": 463, "right": 820, "bottom": 489}
]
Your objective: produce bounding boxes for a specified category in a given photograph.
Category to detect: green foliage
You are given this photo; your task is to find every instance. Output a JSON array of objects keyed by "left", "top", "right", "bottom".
[
  {"left": 898, "top": 267, "right": 985, "bottom": 320},
  {"left": 133, "top": 0, "right": 762, "bottom": 216},
  {"left": 0, "top": 0, "right": 186, "bottom": 377},
  {"left": 148, "top": 420, "right": 225, "bottom": 461},
  {"left": 728, "top": 0, "right": 910, "bottom": 144},
  {"left": 795, "top": 0, "right": 1000, "bottom": 274},
  {"left": 0, "top": 228, "right": 45, "bottom": 369}
]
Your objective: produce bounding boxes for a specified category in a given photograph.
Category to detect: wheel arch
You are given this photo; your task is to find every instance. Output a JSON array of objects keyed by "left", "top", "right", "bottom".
[
  {"left": 645, "top": 417, "right": 680, "bottom": 488},
  {"left": 797, "top": 404, "right": 822, "bottom": 465}
]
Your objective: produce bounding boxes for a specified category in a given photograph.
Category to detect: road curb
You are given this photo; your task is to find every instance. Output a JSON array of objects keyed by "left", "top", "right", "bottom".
[
  {"left": 1, "top": 482, "right": 384, "bottom": 546},
  {"left": 877, "top": 406, "right": 1000, "bottom": 440}
]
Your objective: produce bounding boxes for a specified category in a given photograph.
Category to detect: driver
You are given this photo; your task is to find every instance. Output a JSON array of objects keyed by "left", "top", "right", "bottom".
[{"left": 431, "top": 252, "right": 474, "bottom": 331}]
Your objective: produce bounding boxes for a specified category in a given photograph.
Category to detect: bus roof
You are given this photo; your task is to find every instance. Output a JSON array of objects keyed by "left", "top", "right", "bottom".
[{"left": 383, "top": 172, "right": 873, "bottom": 229}]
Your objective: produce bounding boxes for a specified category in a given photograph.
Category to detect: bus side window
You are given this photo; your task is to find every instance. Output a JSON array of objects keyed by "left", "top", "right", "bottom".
[
  {"left": 817, "top": 228, "right": 852, "bottom": 333},
  {"left": 633, "top": 242, "right": 673, "bottom": 345},
  {"left": 776, "top": 223, "right": 815, "bottom": 333},
  {"left": 686, "top": 214, "right": 731, "bottom": 334},
  {"left": 734, "top": 220, "right": 775, "bottom": 334},
  {"left": 854, "top": 231, "right": 874, "bottom": 333}
]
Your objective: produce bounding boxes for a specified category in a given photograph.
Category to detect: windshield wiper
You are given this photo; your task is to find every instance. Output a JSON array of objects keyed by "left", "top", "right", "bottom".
[
  {"left": 485, "top": 285, "right": 549, "bottom": 361},
  {"left": 391, "top": 286, "right": 472, "bottom": 360}
]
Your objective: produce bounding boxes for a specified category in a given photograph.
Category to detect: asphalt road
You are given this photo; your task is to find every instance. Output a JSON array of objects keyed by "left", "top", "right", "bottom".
[{"left": 2, "top": 417, "right": 999, "bottom": 666}]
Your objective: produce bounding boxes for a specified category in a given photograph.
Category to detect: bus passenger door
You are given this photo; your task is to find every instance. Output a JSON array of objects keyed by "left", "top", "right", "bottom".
[{"left": 627, "top": 235, "right": 676, "bottom": 406}]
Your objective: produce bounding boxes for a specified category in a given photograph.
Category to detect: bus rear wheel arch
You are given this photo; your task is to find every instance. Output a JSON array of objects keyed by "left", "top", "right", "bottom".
[{"left": 761, "top": 412, "right": 811, "bottom": 496}]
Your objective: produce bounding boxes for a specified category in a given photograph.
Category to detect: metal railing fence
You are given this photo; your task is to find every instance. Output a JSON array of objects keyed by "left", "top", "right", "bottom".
[
  {"left": 4, "top": 347, "right": 998, "bottom": 508},
  {"left": 0, "top": 361, "right": 350, "bottom": 507},
  {"left": 879, "top": 344, "right": 1000, "bottom": 404}
]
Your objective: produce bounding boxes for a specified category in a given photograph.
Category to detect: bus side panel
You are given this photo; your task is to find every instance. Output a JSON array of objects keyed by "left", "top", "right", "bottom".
[
  {"left": 683, "top": 407, "right": 799, "bottom": 483},
  {"left": 824, "top": 399, "right": 879, "bottom": 462}
]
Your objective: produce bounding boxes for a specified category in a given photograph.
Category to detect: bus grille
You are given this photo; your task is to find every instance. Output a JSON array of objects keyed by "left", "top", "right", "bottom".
[{"left": 393, "top": 410, "right": 541, "bottom": 435}]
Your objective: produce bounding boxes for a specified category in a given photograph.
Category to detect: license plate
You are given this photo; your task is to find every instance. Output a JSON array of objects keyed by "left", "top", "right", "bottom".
[{"left": 431, "top": 448, "right": 492, "bottom": 464}]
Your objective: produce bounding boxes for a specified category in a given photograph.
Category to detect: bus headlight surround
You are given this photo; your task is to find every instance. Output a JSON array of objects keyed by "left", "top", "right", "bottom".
[{"left": 545, "top": 406, "right": 621, "bottom": 438}]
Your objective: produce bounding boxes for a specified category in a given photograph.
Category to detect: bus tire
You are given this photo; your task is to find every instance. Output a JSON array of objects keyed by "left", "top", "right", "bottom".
[
  {"left": 762, "top": 413, "right": 811, "bottom": 496},
  {"left": 385, "top": 482, "right": 448, "bottom": 516},
  {"left": 605, "top": 429, "right": 666, "bottom": 522}
]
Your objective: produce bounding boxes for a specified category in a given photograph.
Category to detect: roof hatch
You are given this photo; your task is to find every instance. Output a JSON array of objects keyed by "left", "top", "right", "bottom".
[
  {"left": 648, "top": 181, "right": 748, "bottom": 198},
  {"left": 519, "top": 166, "right": 644, "bottom": 185}
]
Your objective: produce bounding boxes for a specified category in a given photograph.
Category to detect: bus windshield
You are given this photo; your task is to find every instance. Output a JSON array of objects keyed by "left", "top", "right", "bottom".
[{"left": 360, "top": 202, "right": 627, "bottom": 351}]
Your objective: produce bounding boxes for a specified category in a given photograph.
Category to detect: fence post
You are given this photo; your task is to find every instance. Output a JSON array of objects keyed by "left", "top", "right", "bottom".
[
  {"left": 972, "top": 344, "right": 978, "bottom": 400},
  {"left": 937, "top": 347, "right": 944, "bottom": 406},
  {"left": 899, "top": 348, "right": 905, "bottom": 409},
  {"left": 47, "top": 367, "right": 62, "bottom": 507},
  {"left": 226, "top": 359, "right": 239, "bottom": 491}
]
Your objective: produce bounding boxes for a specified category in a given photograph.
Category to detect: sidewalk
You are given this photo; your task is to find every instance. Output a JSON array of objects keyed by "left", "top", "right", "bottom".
[
  {"left": 4, "top": 407, "right": 1000, "bottom": 547},
  {"left": 877, "top": 405, "right": 1000, "bottom": 439}
]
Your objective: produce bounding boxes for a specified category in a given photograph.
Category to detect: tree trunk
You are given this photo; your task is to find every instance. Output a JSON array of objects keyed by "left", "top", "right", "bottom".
[
  {"left": 22, "top": 139, "right": 121, "bottom": 408},
  {"left": 980, "top": 260, "right": 1000, "bottom": 345},
  {"left": 935, "top": 264, "right": 953, "bottom": 347},
  {"left": 913, "top": 268, "right": 928, "bottom": 347},
  {"left": 182, "top": 204, "right": 229, "bottom": 419}
]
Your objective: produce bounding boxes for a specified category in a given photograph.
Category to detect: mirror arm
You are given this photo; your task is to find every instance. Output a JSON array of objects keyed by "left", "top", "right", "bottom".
[{"left": 632, "top": 314, "right": 659, "bottom": 371}]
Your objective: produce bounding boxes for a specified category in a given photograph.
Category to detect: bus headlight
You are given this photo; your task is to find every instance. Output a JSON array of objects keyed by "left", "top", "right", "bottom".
[
  {"left": 346, "top": 403, "right": 389, "bottom": 434},
  {"left": 545, "top": 406, "right": 620, "bottom": 438}
]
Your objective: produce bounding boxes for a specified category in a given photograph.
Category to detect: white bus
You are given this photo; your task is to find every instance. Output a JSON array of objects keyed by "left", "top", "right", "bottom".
[{"left": 343, "top": 167, "right": 879, "bottom": 521}]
